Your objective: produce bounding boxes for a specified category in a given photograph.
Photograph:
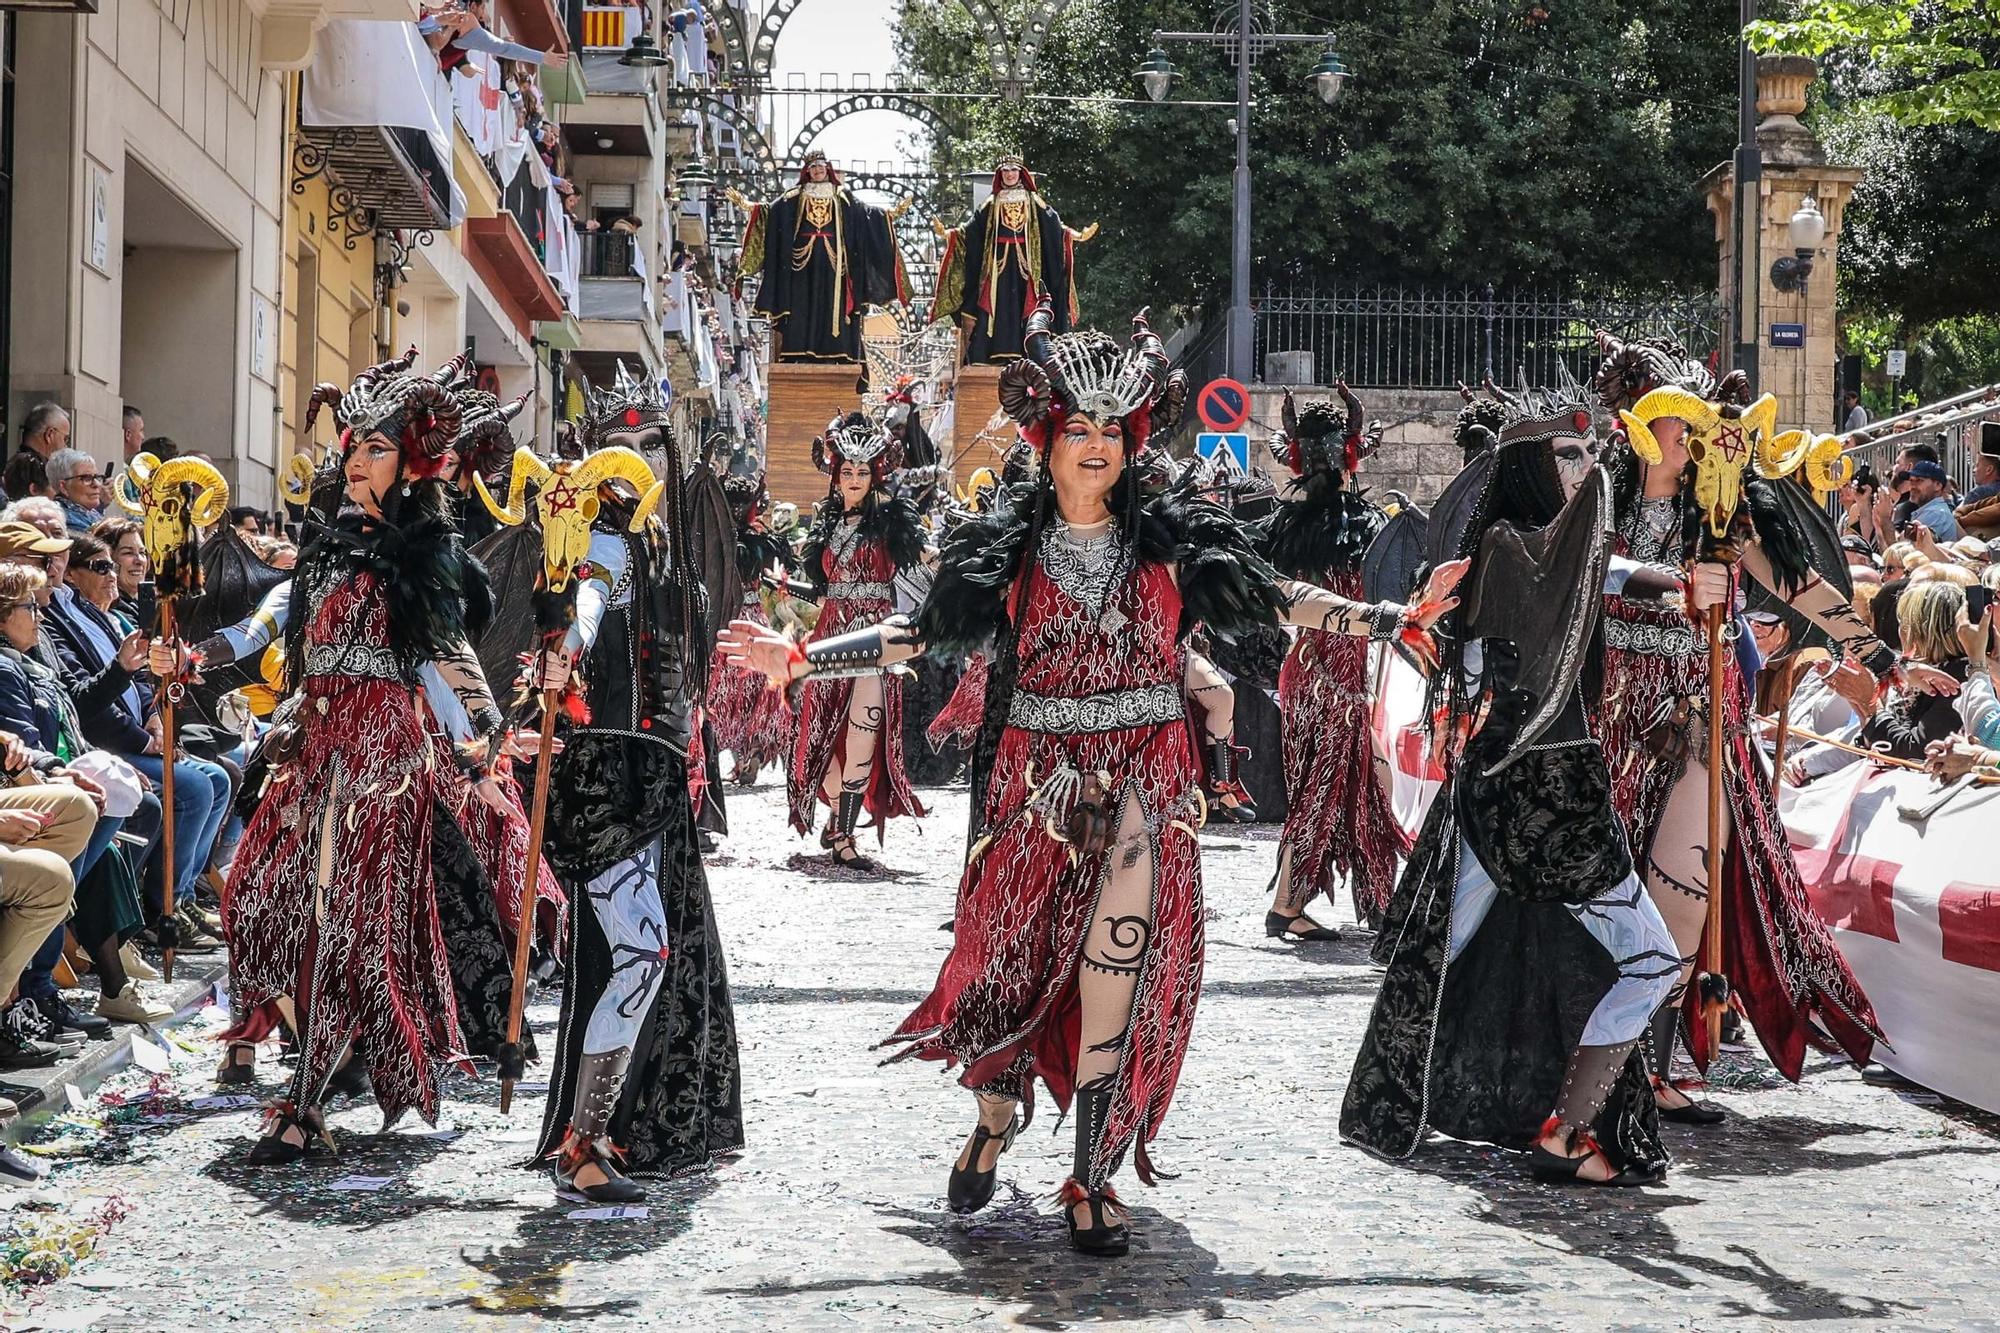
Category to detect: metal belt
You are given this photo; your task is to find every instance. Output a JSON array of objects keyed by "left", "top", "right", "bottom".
[
  {"left": 825, "top": 580, "right": 892, "bottom": 603},
  {"left": 1007, "top": 682, "right": 1184, "bottom": 735},
  {"left": 1603, "top": 616, "right": 1702, "bottom": 660},
  {"left": 304, "top": 641, "right": 401, "bottom": 682}
]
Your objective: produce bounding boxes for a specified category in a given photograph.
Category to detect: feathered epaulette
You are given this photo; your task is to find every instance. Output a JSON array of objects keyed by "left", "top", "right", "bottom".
[
  {"left": 800, "top": 492, "right": 928, "bottom": 595},
  {"left": 289, "top": 506, "right": 476, "bottom": 682},
  {"left": 1742, "top": 474, "right": 1813, "bottom": 595},
  {"left": 736, "top": 529, "right": 793, "bottom": 583},
  {"left": 1260, "top": 485, "right": 1385, "bottom": 581},
  {"left": 914, "top": 488, "right": 1035, "bottom": 656},
  {"left": 1135, "top": 487, "right": 1290, "bottom": 643}
]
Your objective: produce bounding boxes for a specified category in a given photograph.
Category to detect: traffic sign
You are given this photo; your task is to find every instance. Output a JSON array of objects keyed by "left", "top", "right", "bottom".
[
  {"left": 1196, "top": 432, "right": 1250, "bottom": 472},
  {"left": 1196, "top": 378, "right": 1251, "bottom": 432}
]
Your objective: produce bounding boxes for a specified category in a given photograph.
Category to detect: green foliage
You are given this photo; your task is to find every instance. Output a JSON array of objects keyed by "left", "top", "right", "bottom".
[
  {"left": 1747, "top": 0, "right": 2000, "bottom": 131},
  {"left": 896, "top": 0, "right": 1738, "bottom": 325}
]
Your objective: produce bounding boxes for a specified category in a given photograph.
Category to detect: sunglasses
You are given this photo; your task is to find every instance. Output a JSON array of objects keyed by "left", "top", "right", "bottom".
[
  {"left": 4, "top": 602, "right": 40, "bottom": 617},
  {"left": 82, "top": 559, "right": 115, "bottom": 575}
]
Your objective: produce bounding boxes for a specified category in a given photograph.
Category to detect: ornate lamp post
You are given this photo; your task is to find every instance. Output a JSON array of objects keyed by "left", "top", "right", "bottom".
[{"left": 1139, "top": 3, "right": 1346, "bottom": 382}]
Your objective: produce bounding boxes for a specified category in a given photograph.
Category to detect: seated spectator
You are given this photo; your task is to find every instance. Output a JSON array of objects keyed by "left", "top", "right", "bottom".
[
  {"left": 1, "top": 451, "right": 44, "bottom": 502},
  {"left": 135, "top": 435, "right": 179, "bottom": 462},
  {"left": 89, "top": 516, "right": 150, "bottom": 628},
  {"left": 0, "top": 757, "right": 100, "bottom": 1072},
  {"left": 1956, "top": 448, "right": 2000, "bottom": 537},
  {"left": 0, "top": 520, "right": 229, "bottom": 951},
  {"left": 1881, "top": 541, "right": 1923, "bottom": 581},
  {"left": 1796, "top": 582, "right": 1970, "bottom": 781},
  {"left": 43, "top": 449, "right": 107, "bottom": 534},
  {"left": 0, "top": 565, "right": 169, "bottom": 1037}
]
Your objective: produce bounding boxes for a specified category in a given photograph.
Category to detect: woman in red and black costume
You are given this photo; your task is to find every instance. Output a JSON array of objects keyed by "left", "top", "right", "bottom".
[
  {"left": 1590, "top": 336, "right": 1896, "bottom": 1121},
  {"left": 706, "top": 471, "right": 795, "bottom": 786},
  {"left": 1260, "top": 383, "right": 1408, "bottom": 939},
  {"left": 788, "top": 410, "right": 928, "bottom": 869},
  {"left": 724, "top": 299, "right": 1461, "bottom": 1255},
  {"left": 215, "top": 350, "right": 525, "bottom": 1163}
]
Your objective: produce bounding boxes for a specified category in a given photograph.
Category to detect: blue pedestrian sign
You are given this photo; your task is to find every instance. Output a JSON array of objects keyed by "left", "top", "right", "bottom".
[{"left": 1196, "top": 432, "right": 1250, "bottom": 472}]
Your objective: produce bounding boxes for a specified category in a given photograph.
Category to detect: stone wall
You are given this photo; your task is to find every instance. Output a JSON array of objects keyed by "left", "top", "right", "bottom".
[{"left": 1243, "top": 385, "right": 1469, "bottom": 507}]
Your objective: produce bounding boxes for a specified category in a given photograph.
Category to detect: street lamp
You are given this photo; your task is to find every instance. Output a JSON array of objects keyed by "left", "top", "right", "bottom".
[
  {"left": 1769, "top": 195, "right": 1824, "bottom": 293},
  {"left": 619, "top": 27, "right": 672, "bottom": 68},
  {"left": 1136, "top": 47, "right": 1176, "bottom": 103},
  {"left": 1311, "top": 46, "right": 1350, "bottom": 106},
  {"left": 1142, "top": 5, "right": 1345, "bottom": 383}
]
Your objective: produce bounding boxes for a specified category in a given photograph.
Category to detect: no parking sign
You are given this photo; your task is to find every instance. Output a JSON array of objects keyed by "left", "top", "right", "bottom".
[{"left": 1196, "top": 378, "right": 1251, "bottom": 433}]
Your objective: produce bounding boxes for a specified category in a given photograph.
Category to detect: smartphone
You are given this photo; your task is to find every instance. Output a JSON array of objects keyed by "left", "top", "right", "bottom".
[
  {"left": 1968, "top": 584, "right": 1991, "bottom": 625},
  {"left": 135, "top": 579, "right": 158, "bottom": 631}
]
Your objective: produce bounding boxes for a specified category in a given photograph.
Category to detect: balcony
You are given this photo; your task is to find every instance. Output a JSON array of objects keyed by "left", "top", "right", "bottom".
[
  {"left": 253, "top": 0, "right": 420, "bottom": 69},
  {"left": 297, "top": 21, "right": 463, "bottom": 231}
]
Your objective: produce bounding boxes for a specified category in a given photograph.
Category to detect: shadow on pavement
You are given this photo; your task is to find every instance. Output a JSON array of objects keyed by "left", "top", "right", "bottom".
[
  {"left": 450, "top": 1175, "right": 719, "bottom": 1319},
  {"left": 1394, "top": 1113, "right": 1995, "bottom": 1321},
  {"left": 703, "top": 1186, "right": 1527, "bottom": 1325}
]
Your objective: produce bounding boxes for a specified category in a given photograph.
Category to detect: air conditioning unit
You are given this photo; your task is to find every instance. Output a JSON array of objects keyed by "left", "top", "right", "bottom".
[{"left": 1264, "top": 350, "right": 1312, "bottom": 385}]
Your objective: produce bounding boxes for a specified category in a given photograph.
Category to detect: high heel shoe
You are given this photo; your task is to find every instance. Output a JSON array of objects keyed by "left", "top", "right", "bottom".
[
  {"left": 1058, "top": 1178, "right": 1130, "bottom": 1256},
  {"left": 946, "top": 1114, "right": 1018, "bottom": 1214},
  {"left": 1653, "top": 1076, "right": 1726, "bottom": 1125},
  {"left": 245, "top": 1101, "right": 330, "bottom": 1166},
  {"left": 1264, "top": 911, "right": 1340, "bottom": 941},
  {"left": 215, "top": 1041, "right": 258, "bottom": 1087}
]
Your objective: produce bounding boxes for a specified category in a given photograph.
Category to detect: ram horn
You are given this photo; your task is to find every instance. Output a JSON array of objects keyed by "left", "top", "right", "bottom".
[
  {"left": 475, "top": 447, "right": 555, "bottom": 527},
  {"left": 113, "top": 452, "right": 156, "bottom": 516},
  {"left": 149, "top": 456, "right": 231, "bottom": 528},
  {"left": 571, "top": 446, "right": 664, "bottom": 533},
  {"left": 997, "top": 358, "right": 1052, "bottom": 427},
  {"left": 303, "top": 383, "right": 344, "bottom": 433}
]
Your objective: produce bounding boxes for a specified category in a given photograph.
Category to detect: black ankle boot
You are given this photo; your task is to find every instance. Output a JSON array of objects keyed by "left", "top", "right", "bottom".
[
  {"left": 1063, "top": 1088, "right": 1131, "bottom": 1255},
  {"left": 1205, "top": 739, "right": 1258, "bottom": 822},
  {"left": 830, "top": 789, "right": 878, "bottom": 869}
]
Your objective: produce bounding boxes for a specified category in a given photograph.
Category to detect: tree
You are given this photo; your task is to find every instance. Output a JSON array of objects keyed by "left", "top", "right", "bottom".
[
  {"left": 1747, "top": 0, "right": 2000, "bottom": 131},
  {"left": 896, "top": 0, "right": 1740, "bottom": 326}
]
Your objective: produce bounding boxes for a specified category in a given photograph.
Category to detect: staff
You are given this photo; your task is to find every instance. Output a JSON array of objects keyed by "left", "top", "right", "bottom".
[{"left": 116, "top": 453, "right": 229, "bottom": 984}]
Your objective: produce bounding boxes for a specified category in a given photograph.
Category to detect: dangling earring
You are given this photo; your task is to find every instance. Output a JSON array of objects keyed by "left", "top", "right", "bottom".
[{"left": 400, "top": 482, "right": 412, "bottom": 497}]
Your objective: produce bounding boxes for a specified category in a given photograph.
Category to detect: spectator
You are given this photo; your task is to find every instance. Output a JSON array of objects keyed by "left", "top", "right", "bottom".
[
  {"left": 16, "top": 403, "right": 69, "bottom": 466},
  {"left": 32, "top": 524, "right": 229, "bottom": 948},
  {"left": 121, "top": 407, "right": 146, "bottom": 465},
  {"left": 419, "top": 0, "right": 568, "bottom": 74},
  {"left": 1796, "top": 582, "right": 1970, "bottom": 780},
  {"left": 90, "top": 516, "right": 150, "bottom": 628},
  {"left": 1955, "top": 448, "right": 2000, "bottom": 538},
  {"left": 136, "top": 435, "right": 179, "bottom": 461},
  {"left": 0, "top": 736, "right": 100, "bottom": 1072},
  {"left": 1842, "top": 390, "right": 1868, "bottom": 434},
  {"left": 44, "top": 448, "right": 108, "bottom": 534},
  {"left": 1898, "top": 460, "right": 1962, "bottom": 542},
  {"left": 226, "top": 506, "right": 263, "bottom": 536},
  {"left": 1840, "top": 465, "right": 1886, "bottom": 552},
  {"left": 0, "top": 564, "right": 169, "bottom": 1038}
]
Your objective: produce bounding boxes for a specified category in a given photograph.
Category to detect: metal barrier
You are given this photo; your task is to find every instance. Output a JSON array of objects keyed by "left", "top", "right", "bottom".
[
  {"left": 1252, "top": 281, "right": 1722, "bottom": 389},
  {"left": 1840, "top": 385, "right": 2000, "bottom": 492}
]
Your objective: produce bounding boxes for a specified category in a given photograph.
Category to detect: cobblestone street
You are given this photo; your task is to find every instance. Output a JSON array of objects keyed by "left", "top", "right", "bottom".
[{"left": 10, "top": 778, "right": 2000, "bottom": 1331}]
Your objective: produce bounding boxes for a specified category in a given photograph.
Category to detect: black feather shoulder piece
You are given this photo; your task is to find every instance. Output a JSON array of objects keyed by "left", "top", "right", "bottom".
[
  {"left": 915, "top": 487, "right": 1036, "bottom": 656},
  {"left": 1261, "top": 484, "right": 1386, "bottom": 581},
  {"left": 736, "top": 529, "right": 793, "bottom": 583},
  {"left": 1134, "top": 489, "right": 1290, "bottom": 643},
  {"left": 861, "top": 491, "right": 929, "bottom": 571}
]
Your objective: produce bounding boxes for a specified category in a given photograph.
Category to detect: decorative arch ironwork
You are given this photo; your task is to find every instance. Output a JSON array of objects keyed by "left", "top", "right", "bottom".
[
  {"left": 661, "top": 89, "right": 784, "bottom": 192},
  {"left": 785, "top": 92, "right": 951, "bottom": 165}
]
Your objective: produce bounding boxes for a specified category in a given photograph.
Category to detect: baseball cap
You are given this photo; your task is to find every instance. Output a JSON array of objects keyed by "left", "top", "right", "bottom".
[
  {"left": 1910, "top": 460, "right": 1950, "bottom": 484},
  {"left": 0, "top": 521, "right": 72, "bottom": 560}
]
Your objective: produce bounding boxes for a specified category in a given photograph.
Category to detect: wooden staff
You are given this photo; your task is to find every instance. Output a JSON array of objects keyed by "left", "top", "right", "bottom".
[
  {"left": 1770, "top": 654, "right": 1804, "bottom": 787},
  {"left": 498, "top": 673, "right": 560, "bottom": 1116},
  {"left": 156, "top": 598, "right": 181, "bottom": 984},
  {"left": 1699, "top": 552, "right": 1739, "bottom": 1060}
]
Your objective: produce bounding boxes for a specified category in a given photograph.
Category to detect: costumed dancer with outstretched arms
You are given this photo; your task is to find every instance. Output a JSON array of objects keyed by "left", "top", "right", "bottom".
[
  {"left": 725, "top": 299, "right": 1463, "bottom": 1255},
  {"left": 789, "top": 409, "right": 929, "bottom": 871},
  {"left": 1260, "top": 383, "right": 1407, "bottom": 939},
  {"left": 705, "top": 471, "right": 795, "bottom": 786},
  {"left": 1341, "top": 379, "right": 1689, "bottom": 1187},
  {"left": 203, "top": 351, "right": 522, "bottom": 1162},
  {"left": 498, "top": 372, "right": 742, "bottom": 1204},
  {"left": 1590, "top": 336, "right": 1891, "bottom": 1119}
]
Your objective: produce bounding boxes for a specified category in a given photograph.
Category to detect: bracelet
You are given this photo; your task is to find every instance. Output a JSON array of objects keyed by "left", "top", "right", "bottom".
[{"left": 1363, "top": 602, "right": 1403, "bottom": 641}]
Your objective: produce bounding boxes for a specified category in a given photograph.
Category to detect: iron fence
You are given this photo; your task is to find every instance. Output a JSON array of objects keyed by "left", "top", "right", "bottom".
[{"left": 1253, "top": 282, "right": 1722, "bottom": 390}]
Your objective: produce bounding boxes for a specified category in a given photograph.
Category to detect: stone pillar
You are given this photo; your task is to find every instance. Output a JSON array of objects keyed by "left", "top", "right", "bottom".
[{"left": 1702, "top": 55, "right": 1862, "bottom": 435}]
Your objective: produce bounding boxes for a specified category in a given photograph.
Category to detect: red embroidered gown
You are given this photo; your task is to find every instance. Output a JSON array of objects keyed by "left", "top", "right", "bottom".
[
  {"left": 222, "top": 572, "right": 467, "bottom": 1125},
  {"left": 1596, "top": 589, "right": 1881, "bottom": 1077},
  {"left": 1275, "top": 570, "right": 1409, "bottom": 925},
  {"left": 707, "top": 588, "right": 793, "bottom": 778},
  {"left": 788, "top": 528, "right": 925, "bottom": 837},
  {"left": 885, "top": 560, "right": 1204, "bottom": 1185}
]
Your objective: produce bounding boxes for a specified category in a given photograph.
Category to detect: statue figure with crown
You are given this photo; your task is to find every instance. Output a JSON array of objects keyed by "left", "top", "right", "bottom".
[
  {"left": 931, "top": 152, "right": 1096, "bottom": 366},
  {"left": 735, "top": 150, "right": 909, "bottom": 363}
]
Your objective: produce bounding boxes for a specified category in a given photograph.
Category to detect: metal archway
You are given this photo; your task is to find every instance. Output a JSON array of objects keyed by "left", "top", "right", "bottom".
[
  {"left": 662, "top": 89, "right": 784, "bottom": 193},
  {"left": 785, "top": 92, "right": 951, "bottom": 166}
]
